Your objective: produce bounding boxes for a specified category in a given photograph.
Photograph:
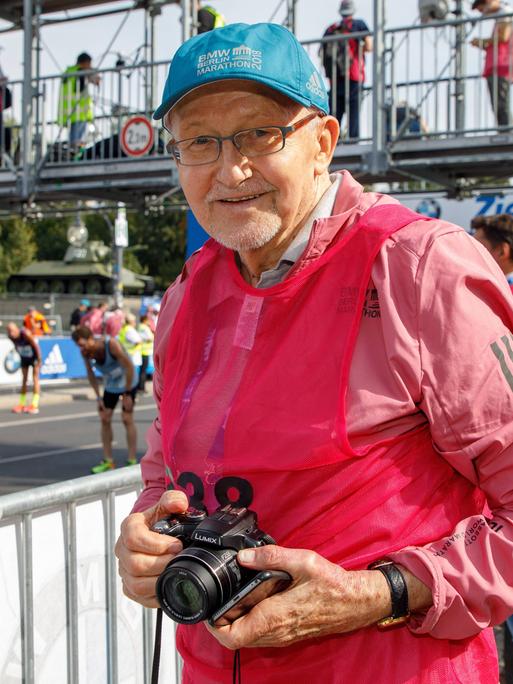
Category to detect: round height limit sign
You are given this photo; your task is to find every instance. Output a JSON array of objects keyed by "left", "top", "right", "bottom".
[{"left": 120, "top": 116, "right": 154, "bottom": 157}]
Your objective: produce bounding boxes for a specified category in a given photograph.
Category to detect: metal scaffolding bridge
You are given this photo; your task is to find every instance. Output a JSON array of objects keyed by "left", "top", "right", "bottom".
[{"left": 1, "top": 0, "right": 513, "bottom": 213}]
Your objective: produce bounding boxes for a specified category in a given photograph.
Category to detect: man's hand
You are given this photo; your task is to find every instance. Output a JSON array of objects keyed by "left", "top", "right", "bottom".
[
  {"left": 121, "top": 392, "right": 134, "bottom": 412},
  {"left": 115, "top": 490, "right": 189, "bottom": 608},
  {"left": 207, "top": 545, "right": 394, "bottom": 650},
  {"left": 470, "top": 37, "right": 488, "bottom": 49}
]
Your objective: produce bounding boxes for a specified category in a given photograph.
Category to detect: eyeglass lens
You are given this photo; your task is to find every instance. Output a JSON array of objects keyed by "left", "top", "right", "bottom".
[{"left": 171, "top": 126, "right": 285, "bottom": 165}]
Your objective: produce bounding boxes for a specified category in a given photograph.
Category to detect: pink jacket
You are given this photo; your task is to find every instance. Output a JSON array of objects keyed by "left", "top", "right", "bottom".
[{"left": 134, "top": 170, "right": 513, "bottom": 640}]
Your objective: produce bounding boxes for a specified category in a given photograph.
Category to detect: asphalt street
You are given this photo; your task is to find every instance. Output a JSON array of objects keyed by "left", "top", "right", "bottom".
[{"left": 0, "top": 383, "right": 157, "bottom": 494}]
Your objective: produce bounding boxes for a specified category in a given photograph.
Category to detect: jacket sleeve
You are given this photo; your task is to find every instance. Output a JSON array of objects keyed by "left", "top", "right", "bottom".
[
  {"left": 131, "top": 267, "right": 191, "bottom": 513},
  {"left": 386, "top": 226, "right": 513, "bottom": 638}
]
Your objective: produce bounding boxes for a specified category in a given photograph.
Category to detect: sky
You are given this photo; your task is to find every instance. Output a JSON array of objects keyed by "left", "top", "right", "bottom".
[{"left": 0, "top": 0, "right": 427, "bottom": 82}]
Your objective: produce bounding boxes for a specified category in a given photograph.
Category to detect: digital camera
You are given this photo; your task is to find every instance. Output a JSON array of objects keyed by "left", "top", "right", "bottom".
[{"left": 152, "top": 504, "right": 279, "bottom": 624}]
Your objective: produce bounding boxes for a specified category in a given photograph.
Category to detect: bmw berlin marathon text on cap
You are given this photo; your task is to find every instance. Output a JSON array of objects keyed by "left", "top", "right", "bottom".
[{"left": 153, "top": 23, "right": 330, "bottom": 120}]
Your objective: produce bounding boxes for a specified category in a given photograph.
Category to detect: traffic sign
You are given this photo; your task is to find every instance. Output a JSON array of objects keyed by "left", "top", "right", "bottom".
[{"left": 120, "top": 115, "right": 154, "bottom": 157}]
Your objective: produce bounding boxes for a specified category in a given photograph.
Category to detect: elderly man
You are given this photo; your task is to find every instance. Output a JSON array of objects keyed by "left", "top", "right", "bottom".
[{"left": 116, "top": 22, "right": 513, "bottom": 683}]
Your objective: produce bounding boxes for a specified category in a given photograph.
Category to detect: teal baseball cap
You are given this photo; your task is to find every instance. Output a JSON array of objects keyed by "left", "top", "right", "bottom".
[{"left": 153, "top": 22, "right": 329, "bottom": 120}]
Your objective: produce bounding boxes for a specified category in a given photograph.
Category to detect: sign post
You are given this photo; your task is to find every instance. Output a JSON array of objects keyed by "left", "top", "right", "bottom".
[{"left": 113, "top": 203, "right": 128, "bottom": 309}]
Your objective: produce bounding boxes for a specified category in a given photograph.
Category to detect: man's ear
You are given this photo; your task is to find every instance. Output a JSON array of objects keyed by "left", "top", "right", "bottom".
[{"left": 313, "top": 115, "right": 339, "bottom": 175}]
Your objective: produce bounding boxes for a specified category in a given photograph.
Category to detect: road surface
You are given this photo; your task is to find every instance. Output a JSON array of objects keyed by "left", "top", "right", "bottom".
[{"left": 0, "top": 383, "right": 157, "bottom": 494}]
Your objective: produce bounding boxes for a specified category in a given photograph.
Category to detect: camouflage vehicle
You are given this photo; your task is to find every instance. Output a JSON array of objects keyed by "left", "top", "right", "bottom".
[{"left": 7, "top": 240, "right": 154, "bottom": 296}]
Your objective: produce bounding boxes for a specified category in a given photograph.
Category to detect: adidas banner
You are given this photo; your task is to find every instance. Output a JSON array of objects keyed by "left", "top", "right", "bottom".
[
  {"left": 0, "top": 336, "right": 88, "bottom": 384},
  {"left": 39, "top": 337, "right": 86, "bottom": 380}
]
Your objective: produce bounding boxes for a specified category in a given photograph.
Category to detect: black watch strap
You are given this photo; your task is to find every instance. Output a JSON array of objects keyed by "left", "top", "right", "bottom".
[{"left": 368, "top": 560, "right": 410, "bottom": 629}]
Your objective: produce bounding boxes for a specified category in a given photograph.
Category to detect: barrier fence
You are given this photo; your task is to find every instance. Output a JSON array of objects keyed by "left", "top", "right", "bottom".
[{"left": 0, "top": 468, "right": 181, "bottom": 683}]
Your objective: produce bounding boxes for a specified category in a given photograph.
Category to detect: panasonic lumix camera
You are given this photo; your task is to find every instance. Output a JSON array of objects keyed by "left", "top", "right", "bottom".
[{"left": 152, "top": 504, "right": 290, "bottom": 625}]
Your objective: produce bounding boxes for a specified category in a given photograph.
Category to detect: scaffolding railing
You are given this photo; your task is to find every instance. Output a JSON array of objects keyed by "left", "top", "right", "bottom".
[
  {"left": 0, "top": 467, "right": 181, "bottom": 683},
  {"left": 2, "top": 10, "right": 513, "bottom": 185}
]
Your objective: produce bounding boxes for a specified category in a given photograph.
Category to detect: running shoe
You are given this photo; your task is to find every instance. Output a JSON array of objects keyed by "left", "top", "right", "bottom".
[
  {"left": 126, "top": 458, "right": 137, "bottom": 466},
  {"left": 91, "top": 460, "right": 115, "bottom": 474},
  {"left": 11, "top": 404, "right": 25, "bottom": 414},
  {"left": 24, "top": 405, "right": 39, "bottom": 415}
]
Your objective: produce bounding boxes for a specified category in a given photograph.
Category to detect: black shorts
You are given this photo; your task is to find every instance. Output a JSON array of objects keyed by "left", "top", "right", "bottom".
[
  {"left": 20, "top": 358, "right": 36, "bottom": 369},
  {"left": 102, "top": 387, "right": 137, "bottom": 410}
]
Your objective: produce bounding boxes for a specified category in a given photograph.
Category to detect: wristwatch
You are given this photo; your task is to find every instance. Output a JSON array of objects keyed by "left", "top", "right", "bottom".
[{"left": 368, "top": 559, "right": 410, "bottom": 629}]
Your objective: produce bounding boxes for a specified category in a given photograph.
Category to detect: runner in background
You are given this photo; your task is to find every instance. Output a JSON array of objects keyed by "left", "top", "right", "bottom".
[
  {"left": 6, "top": 322, "right": 42, "bottom": 414},
  {"left": 72, "top": 326, "right": 138, "bottom": 473}
]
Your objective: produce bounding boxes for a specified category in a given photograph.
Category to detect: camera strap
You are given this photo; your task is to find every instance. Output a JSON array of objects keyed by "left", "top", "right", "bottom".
[
  {"left": 233, "top": 649, "right": 241, "bottom": 684},
  {"left": 151, "top": 608, "right": 163, "bottom": 684},
  {"left": 151, "top": 609, "right": 241, "bottom": 683}
]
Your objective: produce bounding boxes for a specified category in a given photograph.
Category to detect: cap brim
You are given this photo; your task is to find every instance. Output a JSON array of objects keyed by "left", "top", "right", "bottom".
[{"left": 153, "top": 75, "right": 328, "bottom": 121}]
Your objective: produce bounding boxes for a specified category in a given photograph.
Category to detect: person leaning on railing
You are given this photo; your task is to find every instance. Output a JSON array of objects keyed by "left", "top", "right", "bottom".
[
  {"left": 116, "top": 21, "right": 513, "bottom": 684},
  {"left": 471, "top": 0, "right": 513, "bottom": 127},
  {"left": 57, "top": 52, "right": 100, "bottom": 147}
]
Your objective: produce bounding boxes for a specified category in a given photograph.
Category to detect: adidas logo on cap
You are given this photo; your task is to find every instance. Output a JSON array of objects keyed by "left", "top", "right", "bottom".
[{"left": 305, "top": 72, "right": 325, "bottom": 99}]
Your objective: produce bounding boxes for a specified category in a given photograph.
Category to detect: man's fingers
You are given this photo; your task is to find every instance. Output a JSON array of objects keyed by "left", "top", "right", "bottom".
[
  {"left": 121, "top": 577, "right": 160, "bottom": 609},
  {"left": 117, "top": 549, "right": 175, "bottom": 578},
  {"left": 237, "top": 545, "right": 321, "bottom": 579},
  {"left": 142, "top": 490, "right": 189, "bottom": 527},
  {"left": 118, "top": 514, "right": 183, "bottom": 555}
]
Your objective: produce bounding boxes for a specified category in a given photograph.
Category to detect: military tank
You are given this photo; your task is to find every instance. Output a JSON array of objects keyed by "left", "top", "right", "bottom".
[{"left": 7, "top": 240, "right": 154, "bottom": 296}]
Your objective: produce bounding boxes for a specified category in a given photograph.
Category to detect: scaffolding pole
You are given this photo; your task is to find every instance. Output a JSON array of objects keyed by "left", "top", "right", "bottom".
[
  {"left": 285, "top": 0, "right": 298, "bottom": 34},
  {"left": 454, "top": 0, "right": 466, "bottom": 133},
  {"left": 22, "top": 0, "right": 34, "bottom": 199},
  {"left": 368, "top": 0, "right": 387, "bottom": 175},
  {"left": 181, "top": 0, "right": 200, "bottom": 42}
]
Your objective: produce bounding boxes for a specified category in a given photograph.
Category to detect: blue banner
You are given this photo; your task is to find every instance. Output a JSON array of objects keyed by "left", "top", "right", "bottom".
[
  {"left": 186, "top": 210, "right": 209, "bottom": 258},
  {"left": 39, "top": 337, "right": 87, "bottom": 380}
]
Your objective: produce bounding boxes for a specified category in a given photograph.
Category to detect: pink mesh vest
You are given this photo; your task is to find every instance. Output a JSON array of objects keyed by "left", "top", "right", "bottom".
[{"left": 160, "top": 205, "right": 496, "bottom": 683}]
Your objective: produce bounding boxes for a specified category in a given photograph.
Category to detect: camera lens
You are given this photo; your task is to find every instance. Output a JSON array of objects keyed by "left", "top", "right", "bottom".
[
  {"left": 156, "top": 547, "right": 239, "bottom": 624},
  {"left": 169, "top": 575, "right": 205, "bottom": 617}
]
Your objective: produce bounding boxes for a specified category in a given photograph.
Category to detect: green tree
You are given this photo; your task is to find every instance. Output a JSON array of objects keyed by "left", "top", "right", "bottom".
[
  {"left": 33, "top": 217, "right": 69, "bottom": 260},
  {"left": 0, "top": 217, "right": 37, "bottom": 292},
  {"left": 130, "top": 210, "right": 186, "bottom": 291}
]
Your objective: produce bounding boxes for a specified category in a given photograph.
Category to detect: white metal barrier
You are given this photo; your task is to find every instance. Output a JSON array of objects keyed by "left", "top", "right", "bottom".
[{"left": 0, "top": 468, "right": 181, "bottom": 684}]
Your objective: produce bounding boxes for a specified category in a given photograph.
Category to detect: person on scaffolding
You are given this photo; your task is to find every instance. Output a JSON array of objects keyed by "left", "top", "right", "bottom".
[
  {"left": 57, "top": 52, "right": 100, "bottom": 148},
  {"left": 72, "top": 326, "right": 138, "bottom": 473},
  {"left": 471, "top": 0, "right": 513, "bottom": 128},
  {"left": 115, "top": 21, "right": 513, "bottom": 684},
  {"left": 321, "top": 0, "right": 372, "bottom": 140},
  {"left": 197, "top": 3, "right": 225, "bottom": 33},
  {"left": 6, "top": 322, "right": 42, "bottom": 415}
]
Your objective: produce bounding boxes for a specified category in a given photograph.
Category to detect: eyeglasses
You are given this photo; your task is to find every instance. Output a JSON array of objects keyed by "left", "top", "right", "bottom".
[{"left": 165, "top": 111, "right": 323, "bottom": 166}]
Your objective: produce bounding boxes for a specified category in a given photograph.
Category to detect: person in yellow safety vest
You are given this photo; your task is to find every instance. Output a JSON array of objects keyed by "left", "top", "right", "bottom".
[
  {"left": 58, "top": 52, "right": 100, "bottom": 146},
  {"left": 118, "top": 313, "right": 143, "bottom": 384},
  {"left": 137, "top": 313, "right": 154, "bottom": 394},
  {"left": 197, "top": 4, "right": 226, "bottom": 33}
]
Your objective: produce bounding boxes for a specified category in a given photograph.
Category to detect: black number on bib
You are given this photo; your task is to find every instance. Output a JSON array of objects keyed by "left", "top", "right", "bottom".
[
  {"left": 214, "top": 477, "right": 253, "bottom": 508},
  {"left": 177, "top": 472, "right": 207, "bottom": 511}
]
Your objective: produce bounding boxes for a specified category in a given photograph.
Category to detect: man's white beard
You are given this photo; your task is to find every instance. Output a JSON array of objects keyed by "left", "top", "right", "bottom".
[{"left": 209, "top": 216, "right": 282, "bottom": 252}]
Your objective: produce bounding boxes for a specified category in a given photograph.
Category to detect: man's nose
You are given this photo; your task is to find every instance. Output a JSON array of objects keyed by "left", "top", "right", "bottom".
[{"left": 214, "top": 139, "right": 252, "bottom": 185}]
